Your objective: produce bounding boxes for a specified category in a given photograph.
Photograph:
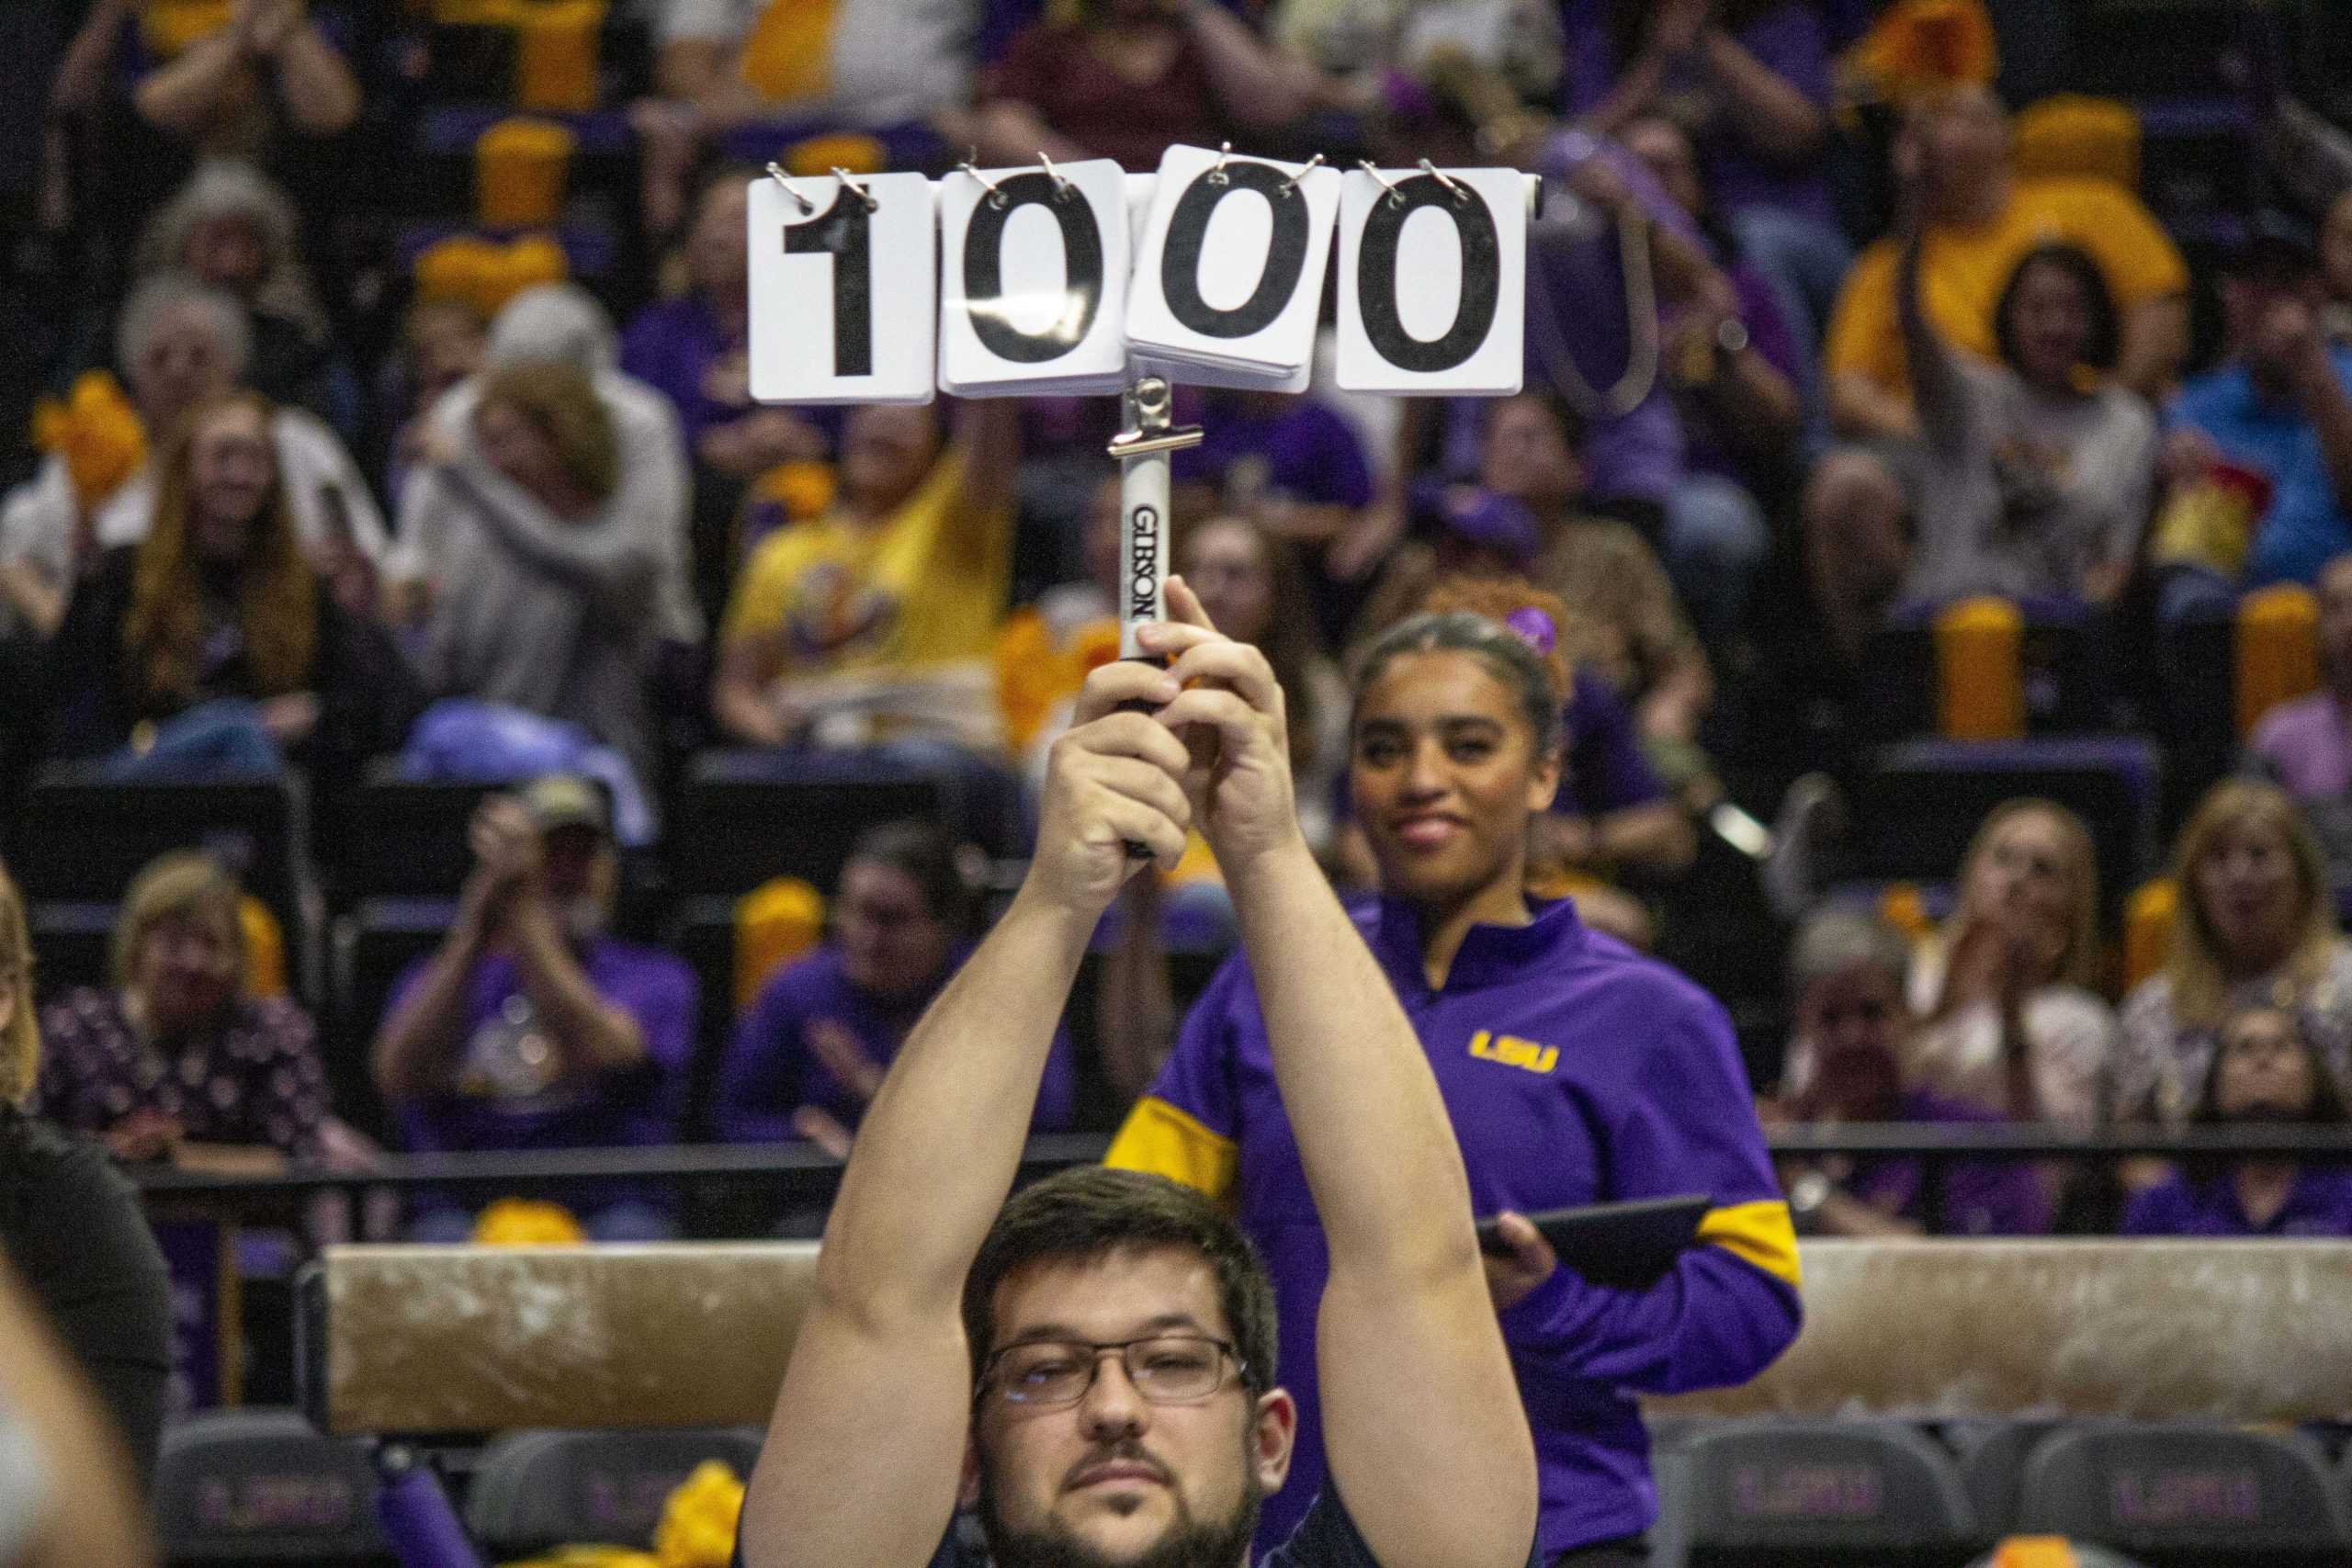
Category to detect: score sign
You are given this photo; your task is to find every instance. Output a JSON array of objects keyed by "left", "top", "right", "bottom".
[{"left": 750, "top": 147, "right": 1528, "bottom": 403}]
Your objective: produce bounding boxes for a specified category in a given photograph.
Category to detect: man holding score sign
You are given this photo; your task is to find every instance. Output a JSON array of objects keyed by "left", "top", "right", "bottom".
[{"left": 735, "top": 581, "right": 1541, "bottom": 1568}]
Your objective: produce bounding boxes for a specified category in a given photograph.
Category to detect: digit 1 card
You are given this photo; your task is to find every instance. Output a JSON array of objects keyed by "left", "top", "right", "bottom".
[{"left": 750, "top": 172, "right": 938, "bottom": 405}]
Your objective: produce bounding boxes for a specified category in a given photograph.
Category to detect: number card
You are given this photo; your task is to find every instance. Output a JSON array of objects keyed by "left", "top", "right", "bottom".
[
  {"left": 1335, "top": 165, "right": 1526, "bottom": 395},
  {"left": 938, "top": 158, "right": 1130, "bottom": 397},
  {"left": 1124, "top": 145, "right": 1340, "bottom": 389},
  {"left": 750, "top": 171, "right": 937, "bottom": 405}
]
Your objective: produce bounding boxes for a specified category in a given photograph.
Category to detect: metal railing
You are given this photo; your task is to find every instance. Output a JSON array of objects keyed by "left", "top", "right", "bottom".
[{"left": 123, "top": 1125, "right": 2352, "bottom": 1237}]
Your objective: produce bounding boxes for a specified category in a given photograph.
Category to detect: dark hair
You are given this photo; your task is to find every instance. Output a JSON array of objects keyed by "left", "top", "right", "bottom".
[
  {"left": 1994, "top": 243, "right": 2120, "bottom": 375},
  {"left": 1606, "top": 0, "right": 1780, "bottom": 62},
  {"left": 1483, "top": 389, "right": 1588, "bottom": 457},
  {"left": 1351, "top": 609, "right": 1566, "bottom": 758},
  {"left": 2191, "top": 1005, "right": 2349, "bottom": 1129},
  {"left": 963, "top": 1168, "right": 1278, "bottom": 1398},
  {"left": 844, "top": 819, "right": 981, "bottom": 937}
]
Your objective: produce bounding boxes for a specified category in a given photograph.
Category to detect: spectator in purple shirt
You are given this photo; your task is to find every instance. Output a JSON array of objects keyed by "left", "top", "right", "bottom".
[
  {"left": 1561, "top": 0, "right": 1852, "bottom": 355},
  {"left": 1620, "top": 110, "right": 1809, "bottom": 462},
  {"left": 1767, "top": 909, "right": 2054, "bottom": 1236},
  {"left": 371, "top": 774, "right": 696, "bottom": 1240},
  {"left": 2124, "top": 1002, "right": 2352, "bottom": 1238},
  {"left": 1173, "top": 389, "right": 1376, "bottom": 648},
  {"left": 718, "top": 820, "right": 1076, "bottom": 1156},
  {"left": 2247, "top": 551, "right": 2352, "bottom": 881},
  {"left": 620, "top": 166, "right": 828, "bottom": 478}
]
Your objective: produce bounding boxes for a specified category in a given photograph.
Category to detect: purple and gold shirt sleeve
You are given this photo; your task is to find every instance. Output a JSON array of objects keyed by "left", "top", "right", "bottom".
[
  {"left": 1104, "top": 957, "right": 1246, "bottom": 1205},
  {"left": 1498, "top": 998, "right": 1800, "bottom": 1394},
  {"left": 1496, "top": 1001, "right": 1806, "bottom": 1392}
]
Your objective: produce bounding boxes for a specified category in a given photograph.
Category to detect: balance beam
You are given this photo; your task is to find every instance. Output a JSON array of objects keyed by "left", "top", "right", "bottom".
[{"left": 302, "top": 1239, "right": 2352, "bottom": 1437}]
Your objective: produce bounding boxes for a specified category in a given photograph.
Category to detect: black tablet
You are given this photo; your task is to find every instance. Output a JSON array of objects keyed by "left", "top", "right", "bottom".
[{"left": 1476, "top": 1193, "right": 1711, "bottom": 1291}]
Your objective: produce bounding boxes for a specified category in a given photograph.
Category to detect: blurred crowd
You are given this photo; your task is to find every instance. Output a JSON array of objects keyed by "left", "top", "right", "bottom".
[{"left": 0, "top": 0, "right": 2349, "bottom": 1269}]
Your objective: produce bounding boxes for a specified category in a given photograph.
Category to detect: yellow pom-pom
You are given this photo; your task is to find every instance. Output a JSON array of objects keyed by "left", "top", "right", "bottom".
[
  {"left": 653, "top": 1461, "right": 746, "bottom": 1568},
  {"left": 470, "top": 1198, "right": 586, "bottom": 1246},
  {"left": 779, "top": 132, "right": 888, "bottom": 178},
  {"left": 34, "top": 371, "right": 147, "bottom": 512},
  {"left": 141, "top": 0, "right": 236, "bottom": 59},
  {"left": 477, "top": 118, "right": 579, "bottom": 230},
  {"left": 994, "top": 607, "right": 1057, "bottom": 753},
  {"left": 733, "top": 876, "right": 825, "bottom": 1011},
  {"left": 415, "top": 234, "right": 572, "bottom": 320},
  {"left": 1843, "top": 0, "right": 1998, "bottom": 107},
  {"left": 1073, "top": 619, "right": 1122, "bottom": 673},
  {"left": 756, "top": 458, "right": 836, "bottom": 524}
]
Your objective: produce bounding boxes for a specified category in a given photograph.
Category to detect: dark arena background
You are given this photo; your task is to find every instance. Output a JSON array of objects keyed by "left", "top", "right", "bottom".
[{"left": 5, "top": 1, "right": 2352, "bottom": 1565}]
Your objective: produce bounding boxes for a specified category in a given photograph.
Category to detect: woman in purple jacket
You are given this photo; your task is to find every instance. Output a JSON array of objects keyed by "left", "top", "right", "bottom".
[{"left": 1111, "top": 576, "right": 1798, "bottom": 1564}]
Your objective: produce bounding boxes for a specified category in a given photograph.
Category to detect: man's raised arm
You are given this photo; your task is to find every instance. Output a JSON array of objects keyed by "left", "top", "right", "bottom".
[
  {"left": 1144, "top": 584, "right": 1538, "bottom": 1568},
  {"left": 740, "top": 662, "right": 1197, "bottom": 1568}
]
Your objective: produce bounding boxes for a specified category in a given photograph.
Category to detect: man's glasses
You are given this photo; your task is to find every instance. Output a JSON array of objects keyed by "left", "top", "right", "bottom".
[{"left": 979, "top": 1334, "right": 1244, "bottom": 1409}]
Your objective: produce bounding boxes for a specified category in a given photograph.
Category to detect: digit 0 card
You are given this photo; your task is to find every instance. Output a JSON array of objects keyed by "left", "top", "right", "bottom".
[
  {"left": 937, "top": 158, "right": 1130, "bottom": 398},
  {"left": 1123, "top": 144, "right": 1340, "bottom": 390},
  {"left": 1335, "top": 165, "right": 1527, "bottom": 395}
]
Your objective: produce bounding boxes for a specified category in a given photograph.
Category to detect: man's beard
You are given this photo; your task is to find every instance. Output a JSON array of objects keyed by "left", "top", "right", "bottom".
[{"left": 975, "top": 1440, "right": 1265, "bottom": 1568}]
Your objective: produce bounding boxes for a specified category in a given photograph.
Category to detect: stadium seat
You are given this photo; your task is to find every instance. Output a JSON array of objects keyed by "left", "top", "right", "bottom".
[
  {"left": 463, "top": 1427, "right": 763, "bottom": 1555},
  {"left": 329, "top": 898, "right": 460, "bottom": 1136},
  {"left": 1860, "top": 597, "right": 2109, "bottom": 743},
  {"left": 30, "top": 894, "right": 288, "bottom": 1004},
  {"left": 6, "top": 769, "right": 317, "bottom": 995},
  {"left": 669, "top": 750, "right": 967, "bottom": 898},
  {"left": 27, "top": 898, "right": 115, "bottom": 1004},
  {"left": 1850, "top": 737, "right": 2162, "bottom": 921},
  {"left": 1683, "top": 1418, "right": 1981, "bottom": 1566},
  {"left": 1951, "top": 1419, "right": 2066, "bottom": 1540},
  {"left": 7, "top": 767, "right": 310, "bottom": 926},
  {"left": 2156, "top": 588, "right": 2322, "bottom": 827},
  {"left": 2013, "top": 1422, "right": 2352, "bottom": 1566},
  {"left": 333, "top": 773, "right": 513, "bottom": 899},
  {"left": 153, "top": 1408, "right": 394, "bottom": 1565}
]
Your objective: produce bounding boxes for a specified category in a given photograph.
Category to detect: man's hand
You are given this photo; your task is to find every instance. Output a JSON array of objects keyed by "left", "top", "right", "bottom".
[
  {"left": 258, "top": 691, "right": 321, "bottom": 743},
  {"left": 1135, "top": 577, "right": 1301, "bottom": 877},
  {"left": 1646, "top": 0, "right": 1712, "bottom": 61},
  {"left": 1480, "top": 1212, "right": 1559, "bottom": 1313},
  {"left": 805, "top": 1019, "right": 885, "bottom": 1103},
  {"left": 2260, "top": 298, "right": 2338, "bottom": 406},
  {"left": 2159, "top": 425, "right": 2223, "bottom": 488},
  {"left": 1026, "top": 660, "right": 1195, "bottom": 915},
  {"left": 466, "top": 796, "right": 544, "bottom": 908},
  {"left": 106, "top": 1110, "right": 185, "bottom": 1165}
]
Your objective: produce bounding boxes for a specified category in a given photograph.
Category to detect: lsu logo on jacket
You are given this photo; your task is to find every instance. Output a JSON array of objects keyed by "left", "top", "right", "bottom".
[{"left": 1467, "top": 1030, "right": 1557, "bottom": 1075}]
